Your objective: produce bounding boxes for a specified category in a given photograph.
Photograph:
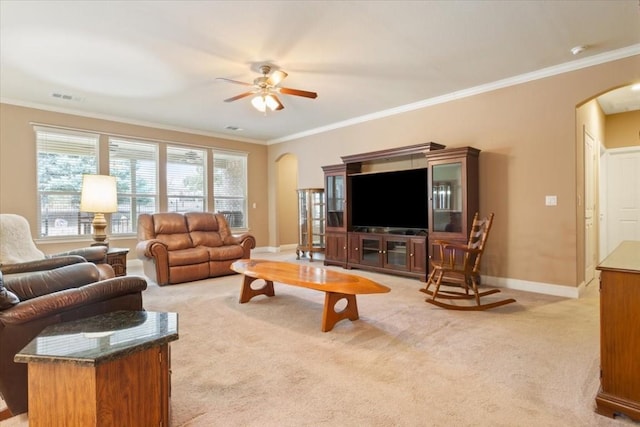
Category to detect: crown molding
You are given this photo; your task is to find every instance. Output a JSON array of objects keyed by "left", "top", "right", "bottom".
[
  {"left": 0, "top": 97, "right": 266, "bottom": 145},
  {"left": 268, "top": 44, "right": 640, "bottom": 145}
]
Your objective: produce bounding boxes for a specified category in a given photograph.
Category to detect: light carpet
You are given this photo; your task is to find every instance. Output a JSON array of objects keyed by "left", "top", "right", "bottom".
[{"left": 2, "top": 251, "right": 637, "bottom": 426}]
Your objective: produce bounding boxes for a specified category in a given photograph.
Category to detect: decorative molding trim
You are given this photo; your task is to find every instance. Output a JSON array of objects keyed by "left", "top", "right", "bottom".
[
  {"left": 279, "top": 244, "right": 298, "bottom": 251},
  {"left": 483, "top": 275, "right": 582, "bottom": 299},
  {"left": 269, "top": 44, "right": 640, "bottom": 144},
  {"left": 0, "top": 97, "right": 265, "bottom": 145}
]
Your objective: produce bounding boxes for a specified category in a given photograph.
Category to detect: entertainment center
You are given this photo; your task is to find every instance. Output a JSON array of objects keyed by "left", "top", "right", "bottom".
[{"left": 322, "top": 142, "right": 480, "bottom": 281}]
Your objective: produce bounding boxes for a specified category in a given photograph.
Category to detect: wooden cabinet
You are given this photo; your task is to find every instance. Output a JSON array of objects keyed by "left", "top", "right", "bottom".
[
  {"left": 426, "top": 147, "right": 479, "bottom": 269},
  {"left": 408, "top": 237, "right": 428, "bottom": 275},
  {"left": 323, "top": 142, "right": 463, "bottom": 280},
  {"left": 347, "top": 232, "right": 427, "bottom": 279},
  {"left": 326, "top": 232, "right": 348, "bottom": 264},
  {"left": 595, "top": 241, "right": 640, "bottom": 421},
  {"left": 26, "top": 345, "right": 170, "bottom": 427},
  {"left": 15, "top": 311, "right": 178, "bottom": 427},
  {"left": 322, "top": 163, "right": 361, "bottom": 266},
  {"left": 106, "top": 247, "right": 129, "bottom": 276},
  {"left": 296, "top": 188, "right": 325, "bottom": 261}
]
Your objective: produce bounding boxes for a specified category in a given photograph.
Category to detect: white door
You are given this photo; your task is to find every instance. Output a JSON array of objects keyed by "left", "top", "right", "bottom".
[
  {"left": 584, "top": 130, "right": 596, "bottom": 285},
  {"left": 606, "top": 147, "right": 640, "bottom": 255}
]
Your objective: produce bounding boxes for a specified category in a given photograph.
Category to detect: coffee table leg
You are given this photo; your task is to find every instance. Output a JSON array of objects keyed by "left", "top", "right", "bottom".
[
  {"left": 239, "top": 275, "right": 275, "bottom": 303},
  {"left": 321, "top": 292, "right": 359, "bottom": 332}
]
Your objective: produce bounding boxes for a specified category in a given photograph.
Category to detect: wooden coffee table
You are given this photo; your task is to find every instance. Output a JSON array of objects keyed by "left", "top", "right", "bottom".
[{"left": 231, "top": 259, "right": 390, "bottom": 332}]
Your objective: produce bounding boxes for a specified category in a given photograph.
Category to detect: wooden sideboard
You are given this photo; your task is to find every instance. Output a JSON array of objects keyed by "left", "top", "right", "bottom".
[{"left": 595, "top": 240, "right": 640, "bottom": 421}]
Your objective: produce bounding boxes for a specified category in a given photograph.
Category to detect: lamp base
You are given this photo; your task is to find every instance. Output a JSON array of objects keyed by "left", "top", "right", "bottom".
[{"left": 91, "top": 213, "right": 109, "bottom": 247}]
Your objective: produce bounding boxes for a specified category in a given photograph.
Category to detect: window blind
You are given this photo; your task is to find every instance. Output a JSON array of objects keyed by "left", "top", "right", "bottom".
[
  {"left": 108, "top": 138, "right": 158, "bottom": 234},
  {"left": 213, "top": 151, "right": 247, "bottom": 228},
  {"left": 35, "top": 127, "right": 98, "bottom": 237},
  {"left": 167, "top": 145, "right": 206, "bottom": 213}
]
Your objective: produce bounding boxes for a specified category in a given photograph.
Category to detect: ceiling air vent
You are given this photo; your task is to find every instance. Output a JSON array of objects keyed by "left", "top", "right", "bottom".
[{"left": 51, "top": 92, "right": 84, "bottom": 102}]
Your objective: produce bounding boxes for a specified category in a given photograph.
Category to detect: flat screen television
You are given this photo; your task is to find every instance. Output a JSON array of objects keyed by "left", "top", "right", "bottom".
[{"left": 350, "top": 168, "right": 428, "bottom": 231}]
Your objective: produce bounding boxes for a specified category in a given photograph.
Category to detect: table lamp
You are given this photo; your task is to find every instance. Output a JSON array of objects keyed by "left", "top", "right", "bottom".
[{"left": 80, "top": 174, "right": 117, "bottom": 246}]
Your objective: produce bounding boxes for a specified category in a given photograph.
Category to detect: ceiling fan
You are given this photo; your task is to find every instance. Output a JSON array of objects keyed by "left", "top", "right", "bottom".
[{"left": 216, "top": 65, "right": 317, "bottom": 112}]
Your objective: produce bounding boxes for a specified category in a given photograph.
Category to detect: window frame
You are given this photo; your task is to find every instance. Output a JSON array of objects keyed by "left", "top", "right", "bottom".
[
  {"left": 33, "top": 126, "right": 250, "bottom": 240},
  {"left": 108, "top": 137, "right": 159, "bottom": 236}
]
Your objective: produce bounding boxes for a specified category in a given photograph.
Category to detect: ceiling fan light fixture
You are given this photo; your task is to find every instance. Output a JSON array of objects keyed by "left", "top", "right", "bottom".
[
  {"left": 251, "top": 94, "right": 279, "bottom": 112},
  {"left": 264, "top": 94, "right": 279, "bottom": 111},
  {"left": 251, "top": 95, "right": 267, "bottom": 112}
]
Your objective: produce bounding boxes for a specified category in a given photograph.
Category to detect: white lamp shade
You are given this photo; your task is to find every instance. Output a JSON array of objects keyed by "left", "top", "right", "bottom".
[{"left": 80, "top": 175, "right": 118, "bottom": 213}]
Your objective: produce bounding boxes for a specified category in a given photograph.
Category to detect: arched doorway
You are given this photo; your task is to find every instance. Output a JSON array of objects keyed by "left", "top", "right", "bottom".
[
  {"left": 275, "top": 153, "right": 299, "bottom": 250},
  {"left": 579, "top": 83, "right": 639, "bottom": 286}
]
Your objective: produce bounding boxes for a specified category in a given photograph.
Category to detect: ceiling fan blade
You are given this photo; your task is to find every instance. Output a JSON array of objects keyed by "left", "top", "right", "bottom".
[
  {"left": 278, "top": 87, "right": 318, "bottom": 99},
  {"left": 216, "top": 77, "right": 252, "bottom": 86},
  {"left": 272, "top": 94, "right": 285, "bottom": 110},
  {"left": 224, "top": 91, "right": 254, "bottom": 102},
  {"left": 267, "top": 70, "right": 288, "bottom": 86}
]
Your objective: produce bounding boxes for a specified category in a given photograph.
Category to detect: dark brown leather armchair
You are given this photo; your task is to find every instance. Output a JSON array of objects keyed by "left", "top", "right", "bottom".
[
  {"left": 0, "top": 263, "right": 147, "bottom": 417},
  {"left": 0, "top": 213, "right": 113, "bottom": 279}
]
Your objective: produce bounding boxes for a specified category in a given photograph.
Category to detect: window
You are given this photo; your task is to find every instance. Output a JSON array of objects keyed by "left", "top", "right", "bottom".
[
  {"left": 34, "top": 126, "right": 250, "bottom": 239},
  {"left": 36, "top": 127, "right": 98, "bottom": 237},
  {"left": 213, "top": 151, "right": 247, "bottom": 228},
  {"left": 109, "top": 138, "right": 158, "bottom": 234},
  {"left": 167, "top": 146, "right": 206, "bottom": 213}
]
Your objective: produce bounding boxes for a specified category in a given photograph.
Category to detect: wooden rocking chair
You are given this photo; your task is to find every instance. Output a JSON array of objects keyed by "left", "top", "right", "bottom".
[{"left": 420, "top": 212, "right": 516, "bottom": 310}]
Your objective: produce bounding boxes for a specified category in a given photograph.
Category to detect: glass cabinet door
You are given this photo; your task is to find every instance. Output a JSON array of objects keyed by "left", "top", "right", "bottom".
[
  {"left": 298, "top": 191, "right": 309, "bottom": 246},
  {"left": 385, "top": 238, "right": 408, "bottom": 269},
  {"left": 361, "top": 236, "right": 381, "bottom": 265},
  {"left": 297, "top": 188, "right": 325, "bottom": 261},
  {"left": 310, "top": 190, "right": 325, "bottom": 247},
  {"left": 432, "top": 162, "right": 463, "bottom": 233},
  {"left": 326, "top": 174, "right": 344, "bottom": 229}
]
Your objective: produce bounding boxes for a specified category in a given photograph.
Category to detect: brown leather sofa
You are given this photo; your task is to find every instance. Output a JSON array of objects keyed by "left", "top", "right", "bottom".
[
  {"left": 0, "top": 264, "right": 147, "bottom": 417},
  {"left": 136, "top": 212, "right": 256, "bottom": 286}
]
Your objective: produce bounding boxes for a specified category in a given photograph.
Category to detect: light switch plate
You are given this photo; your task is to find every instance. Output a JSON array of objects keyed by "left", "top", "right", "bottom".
[{"left": 545, "top": 195, "right": 557, "bottom": 206}]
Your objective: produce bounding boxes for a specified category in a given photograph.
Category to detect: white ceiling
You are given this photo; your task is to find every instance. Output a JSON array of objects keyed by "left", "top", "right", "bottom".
[{"left": 1, "top": 1, "right": 639, "bottom": 144}]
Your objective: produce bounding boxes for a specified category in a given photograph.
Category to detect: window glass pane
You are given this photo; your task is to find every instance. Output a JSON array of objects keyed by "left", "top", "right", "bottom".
[
  {"left": 213, "top": 151, "right": 247, "bottom": 228},
  {"left": 167, "top": 146, "right": 206, "bottom": 213},
  {"left": 36, "top": 127, "right": 98, "bottom": 237},
  {"left": 109, "top": 138, "right": 158, "bottom": 234}
]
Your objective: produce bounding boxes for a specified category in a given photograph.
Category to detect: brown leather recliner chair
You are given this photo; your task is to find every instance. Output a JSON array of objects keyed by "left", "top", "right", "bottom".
[{"left": 0, "top": 263, "right": 147, "bottom": 418}]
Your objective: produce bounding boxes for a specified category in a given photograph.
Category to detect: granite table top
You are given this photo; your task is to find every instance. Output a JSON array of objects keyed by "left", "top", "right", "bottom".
[{"left": 14, "top": 310, "right": 178, "bottom": 366}]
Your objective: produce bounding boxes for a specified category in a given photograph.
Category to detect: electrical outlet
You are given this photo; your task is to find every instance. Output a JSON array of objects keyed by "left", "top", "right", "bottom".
[{"left": 545, "top": 195, "right": 557, "bottom": 206}]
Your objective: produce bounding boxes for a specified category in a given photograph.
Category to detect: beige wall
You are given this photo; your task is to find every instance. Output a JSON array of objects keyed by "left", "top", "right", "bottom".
[
  {"left": 2, "top": 55, "right": 638, "bottom": 293},
  {"left": 605, "top": 110, "right": 640, "bottom": 148},
  {"left": 0, "top": 103, "right": 269, "bottom": 257},
  {"left": 268, "top": 55, "right": 640, "bottom": 292}
]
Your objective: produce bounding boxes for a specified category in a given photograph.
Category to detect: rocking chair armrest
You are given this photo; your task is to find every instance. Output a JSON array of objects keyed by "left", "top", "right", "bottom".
[
  {"left": 438, "top": 243, "right": 482, "bottom": 267},
  {"left": 441, "top": 243, "right": 482, "bottom": 254}
]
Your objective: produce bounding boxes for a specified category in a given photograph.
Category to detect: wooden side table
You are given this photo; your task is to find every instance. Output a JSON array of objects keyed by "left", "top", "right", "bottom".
[
  {"left": 15, "top": 311, "right": 178, "bottom": 427},
  {"left": 107, "top": 247, "right": 129, "bottom": 276}
]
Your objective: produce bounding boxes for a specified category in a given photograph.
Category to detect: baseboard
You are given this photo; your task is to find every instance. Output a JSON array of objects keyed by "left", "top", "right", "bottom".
[
  {"left": 482, "top": 275, "right": 581, "bottom": 299},
  {"left": 252, "top": 245, "right": 295, "bottom": 253}
]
